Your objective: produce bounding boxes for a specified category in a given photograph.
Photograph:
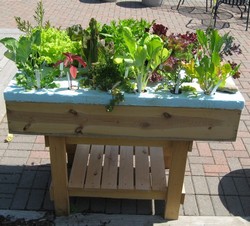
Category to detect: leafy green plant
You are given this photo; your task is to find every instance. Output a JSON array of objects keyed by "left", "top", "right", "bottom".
[
  {"left": 101, "top": 19, "right": 152, "bottom": 58},
  {"left": 0, "top": 29, "right": 59, "bottom": 90},
  {"left": 114, "top": 27, "right": 170, "bottom": 93},
  {"left": 15, "top": 0, "right": 50, "bottom": 34},
  {"left": 152, "top": 23, "right": 198, "bottom": 92},
  {"left": 67, "top": 18, "right": 102, "bottom": 70},
  {"left": 184, "top": 29, "right": 240, "bottom": 95},
  {"left": 32, "top": 27, "right": 80, "bottom": 65}
]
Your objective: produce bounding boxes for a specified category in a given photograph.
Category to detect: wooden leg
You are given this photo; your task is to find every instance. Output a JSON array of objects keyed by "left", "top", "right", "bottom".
[
  {"left": 49, "top": 136, "right": 69, "bottom": 216},
  {"left": 164, "top": 140, "right": 193, "bottom": 220},
  {"left": 163, "top": 146, "right": 172, "bottom": 169}
]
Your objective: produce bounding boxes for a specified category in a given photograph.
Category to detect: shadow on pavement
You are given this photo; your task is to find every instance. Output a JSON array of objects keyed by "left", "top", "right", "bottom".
[
  {"left": 116, "top": 1, "right": 147, "bottom": 8},
  {"left": 218, "top": 169, "right": 250, "bottom": 219},
  {"left": 79, "top": 0, "right": 102, "bottom": 4}
]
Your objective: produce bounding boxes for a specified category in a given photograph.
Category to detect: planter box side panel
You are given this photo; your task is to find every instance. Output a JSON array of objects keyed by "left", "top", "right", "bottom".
[{"left": 5, "top": 101, "right": 241, "bottom": 141}]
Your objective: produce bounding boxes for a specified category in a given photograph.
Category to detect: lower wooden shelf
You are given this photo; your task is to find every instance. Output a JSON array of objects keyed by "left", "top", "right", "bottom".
[{"left": 50, "top": 144, "right": 185, "bottom": 206}]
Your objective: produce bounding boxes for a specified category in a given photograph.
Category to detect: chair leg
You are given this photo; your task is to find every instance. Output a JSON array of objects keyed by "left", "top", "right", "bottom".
[
  {"left": 176, "top": 0, "right": 183, "bottom": 10},
  {"left": 246, "top": 2, "right": 250, "bottom": 30},
  {"left": 213, "top": 4, "right": 219, "bottom": 28},
  {"left": 237, "top": 5, "right": 244, "bottom": 17}
]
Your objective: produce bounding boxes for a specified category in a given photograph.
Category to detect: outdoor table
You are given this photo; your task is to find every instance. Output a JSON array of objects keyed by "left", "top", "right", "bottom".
[{"left": 4, "top": 79, "right": 244, "bottom": 220}]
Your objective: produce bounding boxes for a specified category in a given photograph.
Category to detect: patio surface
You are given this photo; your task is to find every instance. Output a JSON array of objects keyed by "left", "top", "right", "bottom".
[{"left": 0, "top": 0, "right": 250, "bottom": 225}]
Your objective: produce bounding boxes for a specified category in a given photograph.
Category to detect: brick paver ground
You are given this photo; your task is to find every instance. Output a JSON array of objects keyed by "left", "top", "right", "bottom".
[{"left": 0, "top": 0, "right": 250, "bottom": 219}]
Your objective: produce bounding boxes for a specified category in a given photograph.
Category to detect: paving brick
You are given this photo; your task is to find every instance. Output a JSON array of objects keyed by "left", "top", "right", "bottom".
[
  {"left": 105, "top": 199, "right": 121, "bottom": 214},
  {"left": 206, "top": 177, "right": 221, "bottom": 195},
  {"left": 233, "top": 177, "right": 250, "bottom": 195},
  {"left": 32, "top": 171, "right": 50, "bottom": 189},
  {"left": 197, "top": 142, "right": 212, "bottom": 156},
  {"left": 233, "top": 138, "right": 246, "bottom": 151},
  {"left": 19, "top": 170, "right": 36, "bottom": 188},
  {"left": 0, "top": 173, "right": 20, "bottom": 183},
  {"left": 183, "top": 194, "right": 199, "bottom": 216},
  {"left": 35, "top": 135, "right": 45, "bottom": 144},
  {"left": 90, "top": 198, "right": 106, "bottom": 213},
  {"left": 211, "top": 195, "right": 230, "bottom": 216},
  {"left": 184, "top": 175, "right": 195, "bottom": 194},
  {"left": 204, "top": 164, "right": 230, "bottom": 174},
  {"left": 220, "top": 176, "right": 238, "bottom": 195},
  {"left": 240, "top": 196, "right": 250, "bottom": 216},
  {"left": 246, "top": 144, "right": 250, "bottom": 155},
  {"left": 0, "top": 198, "right": 12, "bottom": 209},
  {"left": 212, "top": 150, "right": 227, "bottom": 165},
  {"left": 26, "top": 157, "right": 41, "bottom": 167},
  {"left": 189, "top": 145, "right": 199, "bottom": 156},
  {"left": 188, "top": 156, "right": 214, "bottom": 164},
  {"left": 192, "top": 176, "right": 209, "bottom": 194},
  {"left": 10, "top": 188, "right": 30, "bottom": 210},
  {"left": 29, "top": 151, "right": 50, "bottom": 159},
  {"left": 240, "top": 158, "right": 250, "bottom": 166},
  {"left": 227, "top": 157, "right": 243, "bottom": 171},
  {"left": 26, "top": 189, "right": 45, "bottom": 210},
  {"left": 224, "top": 150, "right": 249, "bottom": 158},
  {"left": 8, "top": 142, "right": 33, "bottom": 150},
  {"left": 154, "top": 200, "right": 164, "bottom": 215},
  {"left": 190, "top": 164, "right": 204, "bottom": 176},
  {"left": 196, "top": 195, "right": 215, "bottom": 216},
  {"left": 209, "top": 142, "right": 234, "bottom": 151},
  {"left": 71, "top": 197, "right": 89, "bottom": 213},
  {"left": 32, "top": 143, "right": 47, "bottom": 151},
  {"left": 43, "top": 190, "right": 54, "bottom": 211},
  {"left": 225, "top": 196, "right": 245, "bottom": 216},
  {"left": 40, "top": 158, "right": 51, "bottom": 166},
  {"left": 121, "top": 199, "right": 137, "bottom": 214},
  {"left": 0, "top": 143, "right": 8, "bottom": 150},
  {"left": 12, "top": 135, "right": 36, "bottom": 143},
  {"left": 136, "top": 200, "right": 152, "bottom": 215},
  {"left": 0, "top": 156, "right": 28, "bottom": 165},
  {"left": 0, "top": 165, "right": 23, "bottom": 174},
  {"left": 4, "top": 150, "right": 30, "bottom": 158},
  {"left": 0, "top": 183, "right": 17, "bottom": 194}
]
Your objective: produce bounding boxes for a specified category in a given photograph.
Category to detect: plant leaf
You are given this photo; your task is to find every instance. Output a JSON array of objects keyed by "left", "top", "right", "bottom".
[
  {"left": 70, "top": 65, "right": 77, "bottom": 79},
  {"left": 123, "top": 27, "right": 136, "bottom": 56}
]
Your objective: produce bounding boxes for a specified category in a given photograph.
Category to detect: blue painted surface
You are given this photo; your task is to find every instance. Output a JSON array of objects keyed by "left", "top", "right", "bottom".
[{"left": 4, "top": 79, "right": 245, "bottom": 110}]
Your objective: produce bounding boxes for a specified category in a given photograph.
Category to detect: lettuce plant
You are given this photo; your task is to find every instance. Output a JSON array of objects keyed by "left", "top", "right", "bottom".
[
  {"left": 184, "top": 29, "right": 240, "bottom": 95},
  {"left": 114, "top": 27, "right": 170, "bottom": 93},
  {"left": 32, "top": 27, "right": 81, "bottom": 65}
]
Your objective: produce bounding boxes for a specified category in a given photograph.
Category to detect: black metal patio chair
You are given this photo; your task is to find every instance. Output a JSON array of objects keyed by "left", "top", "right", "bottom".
[{"left": 213, "top": 0, "right": 250, "bottom": 30}]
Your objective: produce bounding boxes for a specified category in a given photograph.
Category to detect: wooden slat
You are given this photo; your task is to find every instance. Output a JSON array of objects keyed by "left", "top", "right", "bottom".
[
  {"left": 118, "top": 146, "right": 134, "bottom": 190},
  {"left": 101, "top": 145, "right": 119, "bottom": 189},
  {"left": 68, "top": 187, "right": 165, "bottom": 200},
  {"left": 69, "top": 144, "right": 90, "bottom": 189},
  {"left": 150, "top": 147, "right": 166, "bottom": 191},
  {"left": 135, "top": 146, "right": 150, "bottom": 190},
  {"left": 84, "top": 145, "right": 104, "bottom": 189}
]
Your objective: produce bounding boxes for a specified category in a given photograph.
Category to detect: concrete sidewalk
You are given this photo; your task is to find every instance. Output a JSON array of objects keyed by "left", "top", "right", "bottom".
[{"left": 0, "top": 0, "right": 250, "bottom": 225}]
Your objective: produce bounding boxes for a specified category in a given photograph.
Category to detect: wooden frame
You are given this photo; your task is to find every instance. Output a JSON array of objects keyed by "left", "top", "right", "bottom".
[{"left": 4, "top": 100, "right": 242, "bottom": 219}]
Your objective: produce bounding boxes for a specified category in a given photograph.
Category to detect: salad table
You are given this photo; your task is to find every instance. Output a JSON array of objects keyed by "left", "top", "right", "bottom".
[{"left": 4, "top": 79, "right": 244, "bottom": 219}]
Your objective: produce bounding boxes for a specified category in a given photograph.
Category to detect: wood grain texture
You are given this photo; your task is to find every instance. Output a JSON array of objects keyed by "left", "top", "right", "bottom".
[
  {"left": 6, "top": 102, "right": 241, "bottom": 141},
  {"left": 48, "top": 136, "right": 69, "bottom": 216}
]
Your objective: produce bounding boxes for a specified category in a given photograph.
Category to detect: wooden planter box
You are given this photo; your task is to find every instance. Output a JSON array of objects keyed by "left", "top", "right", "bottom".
[
  {"left": 4, "top": 80, "right": 244, "bottom": 141},
  {"left": 4, "top": 79, "right": 245, "bottom": 219}
]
